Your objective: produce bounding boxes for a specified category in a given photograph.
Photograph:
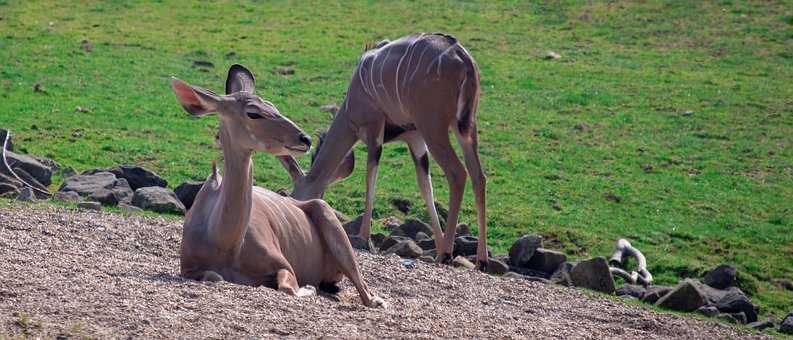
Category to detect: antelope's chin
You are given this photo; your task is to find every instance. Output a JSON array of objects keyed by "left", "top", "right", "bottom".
[{"left": 285, "top": 144, "right": 310, "bottom": 156}]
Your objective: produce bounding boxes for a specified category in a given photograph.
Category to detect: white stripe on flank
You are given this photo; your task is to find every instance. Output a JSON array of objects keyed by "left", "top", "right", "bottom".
[
  {"left": 357, "top": 60, "right": 373, "bottom": 98},
  {"left": 378, "top": 46, "right": 393, "bottom": 107},
  {"left": 407, "top": 43, "right": 431, "bottom": 84},
  {"left": 394, "top": 37, "right": 419, "bottom": 115},
  {"left": 401, "top": 35, "right": 423, "bottom": 87},
  {"left": 368, "top": 52, "right": 379, "bottom": 102},
  {"left": 427, "top": 42, "right": 458, "bottom": 76}
]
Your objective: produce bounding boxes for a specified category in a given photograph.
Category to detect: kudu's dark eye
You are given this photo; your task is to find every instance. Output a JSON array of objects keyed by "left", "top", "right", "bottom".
[{"left": 246, "top": 112, "right": 264, "bottom": 119}]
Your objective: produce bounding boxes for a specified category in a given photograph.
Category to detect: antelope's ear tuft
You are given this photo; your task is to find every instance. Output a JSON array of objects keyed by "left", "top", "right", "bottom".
[{"left": 171, "top": 77, "right": 221, "bottom": 116}]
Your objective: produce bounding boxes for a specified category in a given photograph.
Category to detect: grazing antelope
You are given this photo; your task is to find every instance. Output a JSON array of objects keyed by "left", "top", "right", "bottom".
[
  {"left": 279, "top": 33, "right": 488, "bottom": 268},
  {"left": 171, "top": 65, "right": 384, "bottom": 307}
]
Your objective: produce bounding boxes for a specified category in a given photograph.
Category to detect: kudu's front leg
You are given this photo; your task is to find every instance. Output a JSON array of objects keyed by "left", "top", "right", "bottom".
[{"left": 358, "top": 121, "right": 384, "bottom": 241}]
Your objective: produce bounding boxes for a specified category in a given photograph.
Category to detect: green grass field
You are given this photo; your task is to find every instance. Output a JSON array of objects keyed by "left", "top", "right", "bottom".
[{"left": 1, "top": 0, "right": 791, "bottom": 320}]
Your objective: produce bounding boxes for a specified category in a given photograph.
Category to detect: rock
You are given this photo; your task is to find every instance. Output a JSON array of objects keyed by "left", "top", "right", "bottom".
[
  {"left": 383, "top": 240, "right": 423, "bottom": 259},
  {"left": 616, "top": 284, "right": 647, "bottom": 299},
  {"left": 32, "top": 156, "right": 59, "bottom": 172},
  {"left": 713, "top": 290, "right": 757, "bottom": 323},
  {"left": 175, "top": 181, "right": 204, "bottom": 210},
  {"left": 16, "top": 187, "right": 34, "bottom": 201},
  {"left": 319, "top": 104, "right": 339, "bottom": 114},
  {"left": 0, "top": 128, "right": 12, "bottom": 151},
  {"left": 342, "top": 215, "right": 363, "bottom": 235},
  {"left": 131, "top": 187, "right": 185, "bottom": 214},
  {"left": 4, "top": 151, "right": 52, "bottom": 186},
  {"left": 77, "top": 201, "right": 101, "bottom": 211},
  {"left": 782, "top": 312, "right": 793, "bottom": 334},
  {"left": 379, "top": 235, "right": 409, "bottom": 251},
  {"left": 695, "top": 305, "right": 720, "bottom": 318},
  {"left": 106, "top": 165, "right": 167, "bottom": 190},
  {"left": 381, "top": 216, "right": 401, "bottom": 230},
  {"left": 12, "top": 168, "right": 48, "bottom": 194},
  {"left": 0, "top": 183, "right": 18, "bottom": 197},
  {"left": 453, "top": 236, "right": 478, "bottom": 257},
  {"left": 656, "top": 279, "right": 707, "bottom": 312},
  {"left": 52, "top": 191, "right": 80, "bottom": 203},
  {"left": 718, "top": 313, "right": 738, "bottom": 324},
  {"left": 746, "top": 319, "right": 774, "bottom": 331},
  {"left": 485, "top": 258, "right": 509, "bottom": 275},
  {"left": 415, "top": 231, "right": 431, "bottom": 241},
  {"left": 88, "top": 178, "right": 133, "bottom": 206},
  {"left": 729, "top": 312, "right": 747, "bottom": 325},
  {"left": 511, "top": 266, "right": 552, "bottom": 279},
  {"left": 348, "top": 235, "right": 373, "bottom": 251},
  {"left": 641, "top": 285, "right": 673, "bottom": 304},
  {"left": 417, "top": 238, "right": 436, "bottom": 251},
  {"left": 544, "top": 51, "right": 561, "bottom": 60},
  {"left": 703, "top": 264, "right": 737, "bottom": 289},
  {"left": 550, "top": 262, "right": 574, "bottom": 286},
  {"left": 570, "top": 257, "right": 616, "bottom": 294},
  {"left": 503, "top": 272, "right": 525, "bottom": 280},
  {"left": 452, "top": 256, "right": 475, "bottom": 270},
  {"left": 370, "top": 233, "right": 386, "bottom": 249},
  {"left": 60, "top": 172, "right": 119, "bottom": 196},
  {"left": 333, "top": 209, "right": 351, "bottom": 223},
  {"left": 393, "top": 219, "right": 434, "bottom": 240},
  {"left": 118, "top": 202, "right": 143, "bottom": 214},
  {"left": 423, "top": 249, "right": 437, "bottom": 259},
  {"left": 455, "top": 223, "right": 471, "bottom": 237},
  {"left": 419, "top": 256, "right": 435, "bottom": 263},
  {"left": 434, "top": 201, "right": 448, "bottom": 222},
  {"left": 525, "top": 248, "right": 567, "bottom": 274},
  {"left": 509, "top": 234, "right": 542, "bottom": 267},
  {"left": 60, "top": 167, "right": 77, "bottom": 179}
]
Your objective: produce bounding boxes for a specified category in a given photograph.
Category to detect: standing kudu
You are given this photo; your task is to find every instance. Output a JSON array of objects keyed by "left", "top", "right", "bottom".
[
  {"left": 279, "top": 33, "right": 487, "bottom": 268},
  {"left": 172, "top": 64, "right": 384, "bottom": 307}
]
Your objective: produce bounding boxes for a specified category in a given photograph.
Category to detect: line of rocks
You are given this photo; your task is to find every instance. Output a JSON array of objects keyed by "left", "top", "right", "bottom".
[{"left": 344, "top": 215, "right": 786, "bottom": 333}]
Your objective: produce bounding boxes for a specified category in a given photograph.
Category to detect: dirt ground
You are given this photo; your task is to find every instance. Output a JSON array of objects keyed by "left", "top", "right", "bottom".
[{"left": 0, "top": 203, "right": 765, "bottom": 339}]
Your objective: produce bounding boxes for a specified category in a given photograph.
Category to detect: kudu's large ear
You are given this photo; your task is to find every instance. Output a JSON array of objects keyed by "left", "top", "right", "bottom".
[
  {"left": 171, "top": 77, "right": 222, "bottom": 116},
  {"left": 226, "top": 64, "right": 255, "bottom": 95}
]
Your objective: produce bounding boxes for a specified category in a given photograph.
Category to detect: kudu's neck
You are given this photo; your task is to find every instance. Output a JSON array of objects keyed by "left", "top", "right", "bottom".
[
  {"left": 209, "top": 125, "right": 254, "bottom": 250},
  {"left": 293, "top": 108, "right": 358, "bottom": 200}
]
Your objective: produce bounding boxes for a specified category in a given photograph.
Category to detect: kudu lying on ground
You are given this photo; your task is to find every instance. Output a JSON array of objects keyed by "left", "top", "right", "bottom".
[
  {"left": 278, "top": 33, "right": 488, "bottom": 268},
  {"left": 171, "top": 65, "right": 384, "bottom": 307}
]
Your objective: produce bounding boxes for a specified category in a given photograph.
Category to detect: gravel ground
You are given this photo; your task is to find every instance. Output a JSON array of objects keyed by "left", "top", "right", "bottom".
[{"left": 0, "top": 202, "right": 765, "bottom": 339}]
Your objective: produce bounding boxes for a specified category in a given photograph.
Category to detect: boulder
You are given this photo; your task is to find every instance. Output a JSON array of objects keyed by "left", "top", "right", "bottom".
[
  {"left": 453, "top": 236, "right": 478, "bottom": 257},
  {"left": 383, "top": 240, "right": 423, "bottom": 259},
  {"left": 616, "top": 284, "right": 647, "bottom": 299},
  {"left": 348, "top": 235, "right": 373, "bottom": 251},
  {"left": 641, "top": 285, "right": 673, "bottom": 304},
  {"left": 509, "top": 234, "right": 542, "bottom": 267},
  {"left": 485, "top": 258, "right": 509, "bottom": 275},
  {"left": 52, "top": 191, "right": 80, "bottom": 203},
  {"left": 12, "top": 168, "right": 47, "bottom": 192},
  {"left": 695, "top": 305, "right": 720, "bottom": 318},
  {"left": 389, "top": 197, "right": 411, "bottom": 213},
  {"left": 550, "top": 262, "right": 574, "bottom": 286},
  {"left": 456, "top": 223, "right": 471, "bottom": 237},
  {"left": 16, "top": 187, "right": 34, "bottom": 201},
  {"left": 703, "top": 264, "right": 737, "bottom": 289},
  {"left": 393, "top": 219, "right": 433, "bottom": 240},
  {"left": 370, "top": 233, "right": 386, "bottom": 249},
  {"left": 452, "top": 256, "right": 475, "bottom": 269},
  {"left": 713, "top": 290, "right": 757, "bottom": 323},
  {"left": 118, "top": 202, "right": 143, "bottom": 214},
  {"left": 570, "top": 257, "right": 616, "bottom": 294},
  {"left": 718, "top": 313, "right": 739, "bottom": 324},
  {"left": 379, "top": 235, "right": 410, "bottom": 252},
  {"left": 106, "top": 165, "right": 167, "bottom": 190},
  {"left": 415, "top": 231, "right": 431, "bottom": 241},
  {"left": 131, "top": 186, "right": 185, "bottom": 214},
  {"left": 417, "top": 238, "right": 436, "bottom": 251},
  {"left": 525, "top": 248, "right": 567, "bottom": 274},
  {"left": 77, "top": 201, "right": 101, "bottom": 211},
  {"left": 342, "top": 215, "right": 363, "bottom": 235},
  {"left": 88, "top": 179, "right": 133, "bottom": 206},
  {"left": 656, "top": 279, "right": 707, "bottom": 312},
  {"left": 60, "top": 172, "right": 120, "bottom": 196},
  {"left": 783, "top": 312, "right": 793, "bottom": 335},
  {"left": 174, "top": 180, "right": 204, "bottom": 210},
  {"left": 60, "top": 167, "right": 77, "bottom": 179},
  {"left": 4, "top": 151, "right": 52, "bottom": 186},
  {"left": 746, "top": 319, "right": 774, "bottom": 331},
  {"left": 33, "top": 156, "right": 60, "bottom": 173},
  {"left": 728, "top": 312, "right": 747, "bottom": 325},
  {"left": 510, "top": 266, "right": 551, "bottom": 279}
]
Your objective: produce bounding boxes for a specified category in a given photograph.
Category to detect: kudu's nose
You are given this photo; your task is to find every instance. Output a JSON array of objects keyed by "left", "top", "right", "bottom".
[{"left": 299, "top": 133, "right": 312, "bottom": 147}]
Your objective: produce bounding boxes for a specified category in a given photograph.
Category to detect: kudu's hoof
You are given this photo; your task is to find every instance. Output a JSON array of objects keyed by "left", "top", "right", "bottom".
[{"left": 367, "top": 296, "right": 387, "bottom": 309}]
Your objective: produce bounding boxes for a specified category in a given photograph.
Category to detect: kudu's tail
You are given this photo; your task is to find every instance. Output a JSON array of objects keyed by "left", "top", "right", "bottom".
[{"left": 455, "top": 45, "right": 481, "bottom": 135}]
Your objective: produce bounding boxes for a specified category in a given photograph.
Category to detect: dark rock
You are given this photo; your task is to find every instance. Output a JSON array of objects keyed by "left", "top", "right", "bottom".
[
  {"left": 380, "top": 235, "right": 410, "bottom": 251},
  {"left": 729, "top": 312, "right": 747, "bottom": 325},
  {"left": 525, "top": 248, "right": 567, "bottom": 273},
  {"left": 641, "top": 285, "right": 673, "bottom": 304},
  {"left": 393, "top": 219, "right": 434, "bottom": 240},
  {"left": 703, "top": 264, "right": 737, "bottom": 289},
  {"left": 656, "top": 279, "right": 707, "bottom": 312},
  {"left": 419, "top": 256, "right": 435, "bottom": 263},
  {"left": 52, "top": 191, "right": 80, "bottom": 203},
  {"left": 452, "top": 256, "right": 475, "bottom": 269},
  {"left": 333, "top": 209, "right": 351, "bottom": 223},
  {"left": 423, "top": 249, "right": 437, "bottom": 259},
  {"left": 390, "top": 198, "right": 411, "bottom": 213},
  {"left": 713, "top": 290, "right": 758, "bottom": 323},
  {"left": 417, "top": 238, "right": 436, "bottom": 251},
  {"left": 12, "top": 167, "right": 48, "bottom": 195},
  {"left": 434, "top": 201, "right": 448, "bottom": 222},
  {"left": 415, "top": 231, "right": 431, "bottom": 241},
  {"left": 695, "top": 305, "right": 720, "bottom": 318},
  {"left": 485, "top": 258, "right": 509, "bottom": 275},
  {"left": 131, "top": 187, "right": 185, "bottom": 214},
  {"left": 456, "top": 223, "right": 471, "bottom": 237},
  {"left": 0, "top": 128, "right": 13, "bottom": 151},
  {"left": 33, "top": 156, "right": 59, "bottom": 172},
  {"left": 118, "top": 202, "right": 143, "bottom": 214},
  {"left": 783, "top": 312, "right": 793, "bottom": 334},
  {"left": 342, "top": 215, "right": 363, "bottom": 235},
  {"left": 746, "top": 319, "right": 774, "bottom": 331},
  {"left": 16, "top": 187, "right": 34, "bottom": 201},
  {"left": 175, "top": 181, "right": 204, "bottom": 210},
  {"left": 5, "top": 151, "right": 52, "bottom": 186},
  {"left": 616, "top": 284, "right": 647, "bottom": 299},
  {"left": 60, "top": 167, "right": 77, "bottom": 178},
  {"left": 718, "top": 313, "right": 738, "bottom": 324},
  {"left": 370, "top": 233, "right": 386, "bottom": 249},
  {"left": 77, "top": 201, "right": 101, "bottom": 211},
  {"left": 510, "top": 266, "right": 551, "bottom": 279},
  {"left": 348, "top": 235, "right": 373, "bottom": 251},
  {"left": 550, "top": 262, "right": 574, "bottom": 286},
  {"left": 107, "top": 165, "right": 167, "bottom": 190},
  {"left": 453, "top": 235, "right": 478, "bottom": 257},
  {"left": 383, "top": 240, "right": 423, "bottom": 258},
  {"left": 60, "top": 172, "right": 119, "bottom": 196},
  {"left": 509, "top": 234, "right": 542, "bottom": 267},
  {"left": 88, "top": 178, "right": 133, "bottom": 206},
  {"left": 570, "top": 257, "right": 616, "bottom": 294}
]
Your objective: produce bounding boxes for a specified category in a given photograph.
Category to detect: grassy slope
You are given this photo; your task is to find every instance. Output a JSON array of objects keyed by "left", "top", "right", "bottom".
[{"left": 0, "top": 1, "right": 791, "bottom": 317}]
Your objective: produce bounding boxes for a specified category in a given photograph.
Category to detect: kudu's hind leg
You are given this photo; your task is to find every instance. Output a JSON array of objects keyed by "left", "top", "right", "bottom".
[
  {"left": 358, "top": 121, "right": 385, "bottom": 241},
  {"left": 455, "top": 125, "right": 488, "bottom": 269},
  {"left": 276, "top": 269, "right": 315, "bottom": 297},
  {"left": 298, "top": 199, "right": 385, "bottom": 308},
  {"left": 405, "top": 133, "right": 445, "bottom": 251}
]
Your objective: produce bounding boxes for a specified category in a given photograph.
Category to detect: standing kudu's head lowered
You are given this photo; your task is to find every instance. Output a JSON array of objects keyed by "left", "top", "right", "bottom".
[{"left": 171, "top": 64, "right": 312, "bottom": 156}]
